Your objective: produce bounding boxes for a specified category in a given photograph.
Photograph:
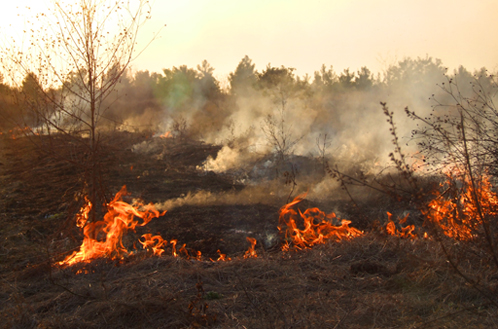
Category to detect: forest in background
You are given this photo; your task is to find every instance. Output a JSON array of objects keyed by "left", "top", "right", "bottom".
[
  {"left": 1, "top": 55, "right": 493, "bottom": 154},
  {"left": 1, "top": 55, "right": 495, "bottom": 188}
]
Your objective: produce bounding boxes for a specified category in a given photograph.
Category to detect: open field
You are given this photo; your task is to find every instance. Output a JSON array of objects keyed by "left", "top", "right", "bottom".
[{"left": 0, "top": 133, "right": 497, "bottom": 329}]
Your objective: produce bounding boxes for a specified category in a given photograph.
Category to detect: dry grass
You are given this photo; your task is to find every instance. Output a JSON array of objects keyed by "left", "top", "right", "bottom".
[
  {"left": 1, "top": 134, "right": 497, "bottom": 328},
  {"left": 1, "top": 236, "right": 496, "bottom": 328}
]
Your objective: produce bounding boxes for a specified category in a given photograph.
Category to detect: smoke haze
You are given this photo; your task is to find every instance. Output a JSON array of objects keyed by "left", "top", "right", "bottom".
[
  {"left": 112, "top": 56, "right": 498, "bottom": 205},
  {"left": 8, "top": 55, "right": 494, "bottom": 204}
]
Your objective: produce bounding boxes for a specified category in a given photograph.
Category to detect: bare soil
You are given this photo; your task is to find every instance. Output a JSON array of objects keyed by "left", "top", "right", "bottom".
[{"left": 0, "top": 133, "right": 496, "bottom": 328}]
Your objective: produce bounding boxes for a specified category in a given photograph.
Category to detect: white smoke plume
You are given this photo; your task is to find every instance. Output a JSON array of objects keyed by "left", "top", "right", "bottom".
[
  {"left": 154, "top": 185, "right": 285, "bottom": 211},
  {"left": 112, "top": 57, "right": 497, "bottom": 204}
]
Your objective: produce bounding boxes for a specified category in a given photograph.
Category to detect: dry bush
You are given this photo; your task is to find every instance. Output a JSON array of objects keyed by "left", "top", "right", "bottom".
[
  {"left": 170, "top": 115, "right": 189, "bottom": 140},
  {"left": 404, "top": 73, "right": 498, "bottom": 307}
]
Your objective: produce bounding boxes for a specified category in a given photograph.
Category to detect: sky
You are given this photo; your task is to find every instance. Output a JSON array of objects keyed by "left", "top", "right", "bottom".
[{"left": 1, "top": 0, "right": 498, "bottom": 81}]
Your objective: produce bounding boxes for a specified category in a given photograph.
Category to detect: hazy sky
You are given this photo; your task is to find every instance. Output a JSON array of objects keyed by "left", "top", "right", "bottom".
[{"left": 2, "top": 0, "right": 498, "bottom": 81}]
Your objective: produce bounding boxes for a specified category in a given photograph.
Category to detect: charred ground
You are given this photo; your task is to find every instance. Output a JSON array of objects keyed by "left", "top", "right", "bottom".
[{"left": 0, "top": 133, "right": 496, "bottom": 328}]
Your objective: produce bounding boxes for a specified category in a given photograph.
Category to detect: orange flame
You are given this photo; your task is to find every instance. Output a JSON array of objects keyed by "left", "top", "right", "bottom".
[
  {"left": 212, "top": 249, "right": 230, "bottom": 262},
  {"left": 244, "top": 237, "right": 257, "bottom": 258},
  {"left": 76, "top": 196, "right": 92, "bottom": 228},
  {"left": 278, "top": 193, "right": 362, "bottom": 250},
  {"left": 59, "top": 186, "right": 166, "bottom": 266},
  {"left": 7, "top": 126, "right": 37, "bottom": 139},
  {"left": 159, "top": 131, "right": 172, "bottom": 138},
  {"left": 164, "top": 241, "right": 204, "bottom": 261},
  {"left": 423, "top": 174, "right": 498, "bottom": 240},
  {"left": 179, "top": 243, "right": 189, "bottom": 258},
  {"left": 140, "top": 234, "right": 167, "bottom": 256},
  {"left": 170, "top": 239, "right": 178, "bottom": 257},
  {"left": 384, "top": 212, "right": 416, "bottom": 239}
]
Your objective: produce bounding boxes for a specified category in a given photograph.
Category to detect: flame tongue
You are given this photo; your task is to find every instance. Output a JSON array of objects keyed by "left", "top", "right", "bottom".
[
  {"left": 244, "top": 237, "right": 257, "bottom": 258},
  {"left": 140, "top": 234, "right": 167, "bottom": 256},
  {"left": 60, "top": 186, "right": 166, "bottom": 266},
  {"left": 423, "top": 174, "right": 497, "bottom": 240},
  {"left": 385, "top": 212, "right": 416, "bottom": 239},
  {"left": 278, "top": 193, "right": 363, "bottom": 250}
]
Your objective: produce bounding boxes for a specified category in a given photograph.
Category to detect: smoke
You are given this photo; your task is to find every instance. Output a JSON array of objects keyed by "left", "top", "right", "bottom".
[
  {"left": 195, "top": 84, "right": 423, "bottom": 187},
  {"left": 152, "top": 173, "right": 364, "bottom": 211},
  {"left": 202, "top": 144, "right": 263, "bottom": 173},
  {"left": 112, "top": 57, "right": 496, "bottom": 204},
  {"left": 153, "top": 185, "right": 285, "bottom": 211},
  {"left": 199, "top": 76, "right": 436, "bottom": 180}
]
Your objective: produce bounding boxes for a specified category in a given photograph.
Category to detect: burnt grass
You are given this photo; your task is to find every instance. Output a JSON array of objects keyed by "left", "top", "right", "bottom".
[{"left": 0, "top": 133, "right": 497, "bottom": 329}]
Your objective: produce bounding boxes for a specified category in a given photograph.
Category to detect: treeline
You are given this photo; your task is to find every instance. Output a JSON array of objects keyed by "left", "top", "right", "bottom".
[{"left": 0, "top": 55, "right": 494, "bottom": 152}]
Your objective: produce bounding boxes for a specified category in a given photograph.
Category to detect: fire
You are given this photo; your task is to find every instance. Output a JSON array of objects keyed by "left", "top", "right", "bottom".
[
  {"left": 163, "top": 243, "right": 203, "bottom": 260},
  {"left": 159, "top": 131, "right": 172, "bottom": 138},
  {"left": 75, "top": 196, "right": 92, "bottom": 228},
  {"left": 140, "top": 234, "right": 167, "bottom": 256},
  {"left": 278, "top": 193, "right": 363, "bottom": 250},
  {"left": 213, "top": 249, "right": 230, "bottom": 262},
  {"left": 5, "top": 126, "right": 37, "bottom": 139},
  {"left": 179, "top": 243, "right": 189, "bottom": 258},
  {"left": 244, "top": 237, "right": 257, "bottom": 258},
  {"left": 423, "top": 174, "right": 498, "bottom": 241},
  {"left": 384, "top": 212, "right": 416, "bottom": 239},
  {"left": 63, "top": 186, "right": 444, "bottom": 268},
  {"left": 59, "top": 186, "right": 166, "bottom": 266},
  {"left": 170, "top": 239, "right": 178, "bottom": 257}
]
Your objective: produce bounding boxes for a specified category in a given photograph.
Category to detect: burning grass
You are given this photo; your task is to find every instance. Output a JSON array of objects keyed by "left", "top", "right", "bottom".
[
  {"left": 422, "top": 173, "right": 498, "bottom": 241},
  {"left": 279, "top": 192, "right": 363, "bottom": 251},
  {"left": 384, "top": 212, "right": 417, "bottom": 239},
  {"left": 59, "top": 185, "right": 166, "bottom": 266},
  {"left": 1, "top": 133, "right": 498, "bottom": 328},
  {"left": 3, "top": 236, "right": 496, "bottom": 329},
  {"left": 56, "top": 189, "right": 366, "bottom": 268}
]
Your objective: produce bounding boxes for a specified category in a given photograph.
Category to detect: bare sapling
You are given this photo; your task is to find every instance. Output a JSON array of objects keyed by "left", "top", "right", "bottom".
[
  {"left": 316, "top": 133, "right": 330, "bottom": 175},
  {"left": 0, "top": 0, "right": 161, "bottom": 223}
]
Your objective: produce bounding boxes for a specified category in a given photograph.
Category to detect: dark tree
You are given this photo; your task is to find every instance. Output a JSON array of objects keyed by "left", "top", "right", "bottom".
[
  {"left": 355, "top": 67, "right": 374, "bottom": 90},
  {"left": 229, "top": 55, "right": 258, "bottom": 96}
]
